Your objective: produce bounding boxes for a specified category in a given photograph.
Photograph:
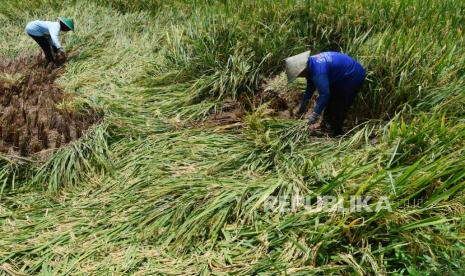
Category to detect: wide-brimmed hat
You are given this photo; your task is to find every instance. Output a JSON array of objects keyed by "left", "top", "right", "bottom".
[{"left": 285, "top": 50, "right": 310, "bottom": 83}]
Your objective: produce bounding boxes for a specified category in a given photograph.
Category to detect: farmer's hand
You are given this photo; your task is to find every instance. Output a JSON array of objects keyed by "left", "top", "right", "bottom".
[
  {"left": 307, "top": 113, "right": 321, "bottom": 131},
  {"left": 308, "top": 122, "right": 321, "bottom": 130},
  {"left": 56, "top": 48, "right": 67, "bottom": 63},
  {"left": 307, "top": 112, "right": 320, "bottom": 125}
]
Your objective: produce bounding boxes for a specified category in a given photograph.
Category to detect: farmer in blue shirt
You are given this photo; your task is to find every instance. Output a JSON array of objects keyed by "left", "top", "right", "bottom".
[
  {"left": 25, "top": 17, "right": 75, "bottom": 63},
  {"left": 285, "top": 51, "right": 366, "bottom": 136}
]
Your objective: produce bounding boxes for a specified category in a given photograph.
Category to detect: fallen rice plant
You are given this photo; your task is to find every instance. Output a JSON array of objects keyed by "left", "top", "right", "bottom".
[{"left": 0, "top": 0, "right": 464, "bottom": 275}]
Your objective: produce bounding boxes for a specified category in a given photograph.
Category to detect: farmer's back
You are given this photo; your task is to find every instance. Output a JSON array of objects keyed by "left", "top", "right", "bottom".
[{"left": 310, "top": 52, "right": 365, "bottom": 88}]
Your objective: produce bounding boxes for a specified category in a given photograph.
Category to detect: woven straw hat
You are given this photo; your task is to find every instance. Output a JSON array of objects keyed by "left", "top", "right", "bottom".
[{"left": 285, "top": 51, "right": 310, "bottom": 83}]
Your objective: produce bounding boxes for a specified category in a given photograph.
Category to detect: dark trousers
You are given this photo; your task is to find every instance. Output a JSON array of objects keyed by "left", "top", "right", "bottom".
[
  {"left": 29, "top": 34, "right": 57, "bottom": 62},
  {"left": 322, "top": 79, "right": 364, "bottom": 137}
]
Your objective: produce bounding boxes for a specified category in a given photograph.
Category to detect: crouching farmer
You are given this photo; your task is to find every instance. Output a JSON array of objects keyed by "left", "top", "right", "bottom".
[
  {"left": 285, "top": 51, "right": 366, "bottom": 136},
  {"left": 25, "top": 17, "right": 75, "bottom": 63}
]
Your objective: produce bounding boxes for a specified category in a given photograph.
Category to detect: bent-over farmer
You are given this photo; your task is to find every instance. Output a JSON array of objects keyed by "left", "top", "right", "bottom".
[
  {"left": 285, "top": 51, "right": 365, "bottom": 136},
  {"left": 25, "top": 17, "right": 75, "bottom": 63}
]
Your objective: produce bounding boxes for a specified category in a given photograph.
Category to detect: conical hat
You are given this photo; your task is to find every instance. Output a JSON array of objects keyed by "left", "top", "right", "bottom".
[
  {"left": 59, "top": 17, "right": 75, "bottom": 32},
  {"left": 285, "top": 51, "right": 310, "bottom": 83}
]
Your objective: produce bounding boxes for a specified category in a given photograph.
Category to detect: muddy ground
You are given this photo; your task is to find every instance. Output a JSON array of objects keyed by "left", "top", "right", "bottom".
[{"left": 0, "top": 55, "right": 100, "bottom": 157}]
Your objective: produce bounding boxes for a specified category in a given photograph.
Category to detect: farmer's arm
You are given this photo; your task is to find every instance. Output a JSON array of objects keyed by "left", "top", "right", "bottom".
[
  {"left": 312, "top": 73, "right": 330, "bottom": 115},
  {"left": 298, "top": 77, "right": 315, "bottom": 115},
  {"left": 49, "top": 24, "right": 63, "bottom": 50}
]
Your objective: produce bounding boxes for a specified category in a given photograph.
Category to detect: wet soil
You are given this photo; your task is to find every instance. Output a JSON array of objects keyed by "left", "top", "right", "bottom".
[
  {"left": 207, "top": 99, "right": 244, "bottom": 126},
  {"left": 0, "top": 55, "right": 101, "bottom": 157}
]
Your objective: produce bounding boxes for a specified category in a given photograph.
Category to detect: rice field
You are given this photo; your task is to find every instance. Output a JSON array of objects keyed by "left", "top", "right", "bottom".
[{"left": 0, "top": 0, "right": 464, "bottom": 274}]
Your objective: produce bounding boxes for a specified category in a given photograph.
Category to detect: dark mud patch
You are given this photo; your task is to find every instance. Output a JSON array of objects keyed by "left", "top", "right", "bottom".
[
  {"left": 204, "top": 99, "right": 243, "bottom": 127},
  {"left": 0, "top": 55, "right": 101, "bottom": 157}
]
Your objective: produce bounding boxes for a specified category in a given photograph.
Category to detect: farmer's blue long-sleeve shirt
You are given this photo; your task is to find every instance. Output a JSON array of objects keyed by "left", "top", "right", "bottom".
[{"left": 300, "top": 52, "right": 365, "bottom": 115}]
